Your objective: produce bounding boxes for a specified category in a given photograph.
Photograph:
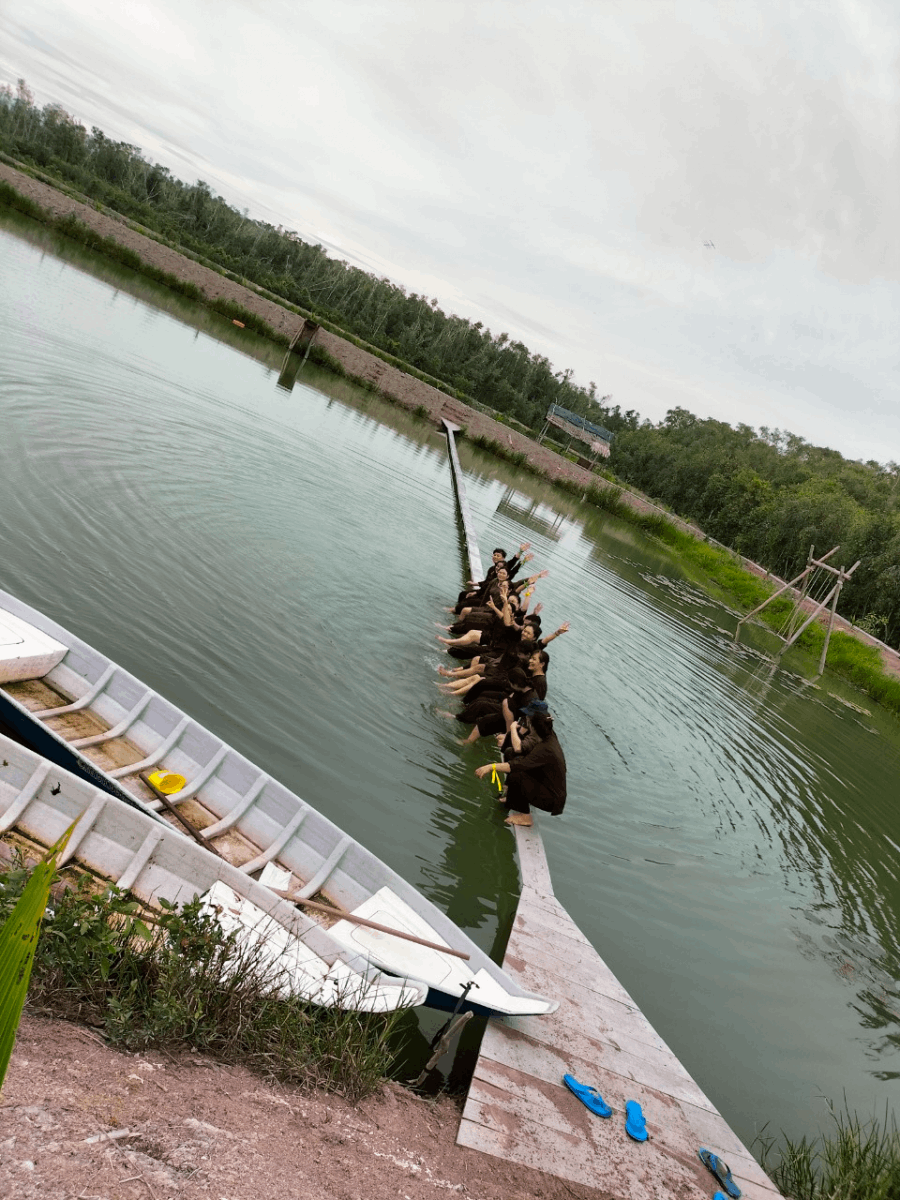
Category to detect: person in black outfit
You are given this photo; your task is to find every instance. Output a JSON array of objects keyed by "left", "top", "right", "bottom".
[
  {"left": 451, "top": 544, "right": 533, "bottom": 612},
  {"left": 475, "top": 704, "right": 566, "bottom": 826}
]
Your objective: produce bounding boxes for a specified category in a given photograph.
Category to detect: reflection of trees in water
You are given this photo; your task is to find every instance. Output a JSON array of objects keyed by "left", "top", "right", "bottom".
[
  {"left": 393, "top": 753, "right": 522, "bottom": 1090},
  {"left": 495, "top": 490, "right": 565, "bottom": 542},
  {"left": 417, "top": 753, "right": 521, "bottom": 961}
]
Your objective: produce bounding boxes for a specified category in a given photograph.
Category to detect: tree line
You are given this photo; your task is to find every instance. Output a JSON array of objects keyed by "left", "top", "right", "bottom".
[
  {"left": 607, "top": 409, "right": 900, "bottom": 645},
  {"left": 3, "top": 81, "right": 898, "bottom": 646},
  {"left": 0, "top": 81, "right": 614, "bottom": 430}
]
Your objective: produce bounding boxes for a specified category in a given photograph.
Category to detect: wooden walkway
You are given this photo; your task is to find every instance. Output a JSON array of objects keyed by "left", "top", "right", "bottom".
[
  {"left": 442, "top": 418, "right": 483, "bottom": 586},
  {"left": 441, "top": 419, "right": 782, "bottom": 1198},
  {"left": 457, "top": 826, "right": 783, "bottom": 1200}
]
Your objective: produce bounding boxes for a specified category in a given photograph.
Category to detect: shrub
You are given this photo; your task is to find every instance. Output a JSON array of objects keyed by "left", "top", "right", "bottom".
[
  {"left": 0, "top": 179, "right": 44, "bottom": 219},
  {"left": 0, "top": 864, "right": 399, "bottom": 1100}
]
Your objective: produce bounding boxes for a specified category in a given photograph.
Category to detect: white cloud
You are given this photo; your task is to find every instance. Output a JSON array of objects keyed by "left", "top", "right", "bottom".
[{"left": 1, "top": 0, "right": 898, "bottom": 461}]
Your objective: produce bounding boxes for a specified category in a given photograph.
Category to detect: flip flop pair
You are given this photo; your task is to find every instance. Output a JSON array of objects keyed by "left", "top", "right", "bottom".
[
  {"left": 562, "top": 1075, "right": 649, "bottom": 1141},
  {"left": 699, "top": 1149, "right": 742, "bottom": 1198}
]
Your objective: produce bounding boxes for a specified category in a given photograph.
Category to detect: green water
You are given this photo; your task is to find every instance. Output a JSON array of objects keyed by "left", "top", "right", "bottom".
[{"left": 3, "top": 210, "right": 900, "bottom": 1150}]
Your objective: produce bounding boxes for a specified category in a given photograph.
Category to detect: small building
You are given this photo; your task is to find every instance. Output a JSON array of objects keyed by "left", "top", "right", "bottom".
[{"left": 538, "top": 403, "right": 614, "bottom": 462}]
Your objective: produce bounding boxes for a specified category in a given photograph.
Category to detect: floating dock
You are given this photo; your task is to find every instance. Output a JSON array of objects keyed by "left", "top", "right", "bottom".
[{"left": 442, "top": 423, "right": 783, "bottom": 1199}]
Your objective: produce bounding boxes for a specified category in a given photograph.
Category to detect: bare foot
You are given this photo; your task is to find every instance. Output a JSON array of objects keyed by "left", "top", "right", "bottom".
[
  {"left": 504, "top": 812, "right": 533, "bottom": 827},
  {"left": 436, "top": 710, "right": 457, "bottom": 720},
  {"left": 434, "top": 623, "right": 451, "bottom": 630},
  {"left": 436, "top": 635, "right": 452, "bottom": 644}
]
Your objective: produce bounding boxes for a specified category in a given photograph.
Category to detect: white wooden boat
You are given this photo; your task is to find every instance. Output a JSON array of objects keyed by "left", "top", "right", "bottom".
[
  {"left": 0, "top": 731, "right": 424, "bottom": 1013},
  {"left": 0, "top": 589, "right": 558, "bottom": 1018}
]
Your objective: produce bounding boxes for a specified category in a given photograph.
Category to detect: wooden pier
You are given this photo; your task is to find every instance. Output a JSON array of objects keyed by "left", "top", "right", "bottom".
[
  {"left": 442, "top": 421, "right": 783, "bottom": 1199},
  {"left": 457, "top": 827, "right": 783, "bottom": 1199},
  {"left": 442, "top": 418, "right": 483, "bottom": 585}
]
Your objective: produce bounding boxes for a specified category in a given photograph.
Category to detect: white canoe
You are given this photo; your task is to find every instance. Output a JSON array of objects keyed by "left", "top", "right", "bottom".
[
  {"left": 0, "top": 589, "right": 558, "bottom": 1018},
  {"left": 0, "top": 731, "right": 424, "bottom": 1012}
]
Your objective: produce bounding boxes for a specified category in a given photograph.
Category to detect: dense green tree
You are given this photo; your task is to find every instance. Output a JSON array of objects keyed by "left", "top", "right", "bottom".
[{"left": 3, "top": 85, "right": 899, "bottom": 645}]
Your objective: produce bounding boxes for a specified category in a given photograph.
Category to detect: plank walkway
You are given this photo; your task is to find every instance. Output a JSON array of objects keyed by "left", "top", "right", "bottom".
[
  {"left": 441, "top": 418, "right": 483, "bottom": 585},
  {"left": 441, "top": 420, "right": 782, "bottom": 1199},
  {"left": 456, "top": 823, "right": 784, "bottom": 1199}
]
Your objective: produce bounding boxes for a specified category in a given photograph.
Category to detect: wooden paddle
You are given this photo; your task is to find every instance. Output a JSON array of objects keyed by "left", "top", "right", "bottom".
[
  {"left": 138, "top": 774, "right": 470, "bottom": 962},
  {"left": 269, "top": 889, "right": 471, "bottom": 961},
  {"left": 141, "top": 773, "right": 221, "bottom": 856}
]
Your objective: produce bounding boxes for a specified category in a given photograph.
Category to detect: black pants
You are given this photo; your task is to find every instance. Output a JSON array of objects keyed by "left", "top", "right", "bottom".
[{"left": 506, "top": 774, "right": 561, "bottom": 816}]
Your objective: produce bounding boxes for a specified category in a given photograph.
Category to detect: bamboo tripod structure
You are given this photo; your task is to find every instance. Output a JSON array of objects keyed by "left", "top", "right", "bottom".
[{"left": 734, "top": 545, "right": 860, "bottom": 676}]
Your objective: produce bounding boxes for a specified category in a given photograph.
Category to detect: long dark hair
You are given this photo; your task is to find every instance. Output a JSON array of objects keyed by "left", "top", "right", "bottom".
[{"left": 531, "top": 712, "right": 554, "bottom": 739}]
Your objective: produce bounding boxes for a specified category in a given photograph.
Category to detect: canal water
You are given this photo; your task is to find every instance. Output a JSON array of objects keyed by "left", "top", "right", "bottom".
[{"left": 3, "top": 211, "right": 900, "bottom": 1152}]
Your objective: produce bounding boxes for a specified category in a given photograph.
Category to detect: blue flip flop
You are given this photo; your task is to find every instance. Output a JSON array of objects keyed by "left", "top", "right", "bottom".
[
  {"left": 624, "top": 1100, "right": 649, "bottom": 1141},
  {"left": 562, "top": 1073, "right": 612, "bottom": 1118},
  {"left": 698, "top": 1149, "right": 741, "bottom": 1198}
]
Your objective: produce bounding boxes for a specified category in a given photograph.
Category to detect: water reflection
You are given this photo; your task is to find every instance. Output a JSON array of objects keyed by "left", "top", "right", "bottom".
[
  {"left": 4, "top": 215, "right": 900, "bottom": 1144},
  {"left": 495, "top": 490, "right": 566, "bottom": 541}
]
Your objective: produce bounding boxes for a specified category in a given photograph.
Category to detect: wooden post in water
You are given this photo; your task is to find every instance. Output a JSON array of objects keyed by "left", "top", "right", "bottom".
[
  {"left": 816, "top": 559, "right": 860, "bottom": 676},
  {"left": 278, "top": 321, "right": 321, "bottom": 391},
  {"left": 291, "top": 319, "right": 320, "bottom": 363}
]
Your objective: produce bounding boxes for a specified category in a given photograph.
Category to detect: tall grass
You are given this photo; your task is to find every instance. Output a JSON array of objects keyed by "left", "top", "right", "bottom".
[
  {"left": 0, "top": 862, "right": 400, "bottom": 1100},
  {"left": 758, "top": 1102, "right": 900, "bottom": 1200},
  {"left": 468, "top": 432, "right": 531, "bottom": 469}
]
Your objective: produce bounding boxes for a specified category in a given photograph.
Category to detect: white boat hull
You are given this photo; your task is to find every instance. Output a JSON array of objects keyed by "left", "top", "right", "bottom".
[{"left": 0, "top": 589, "right": 558, "bottom": 1018}]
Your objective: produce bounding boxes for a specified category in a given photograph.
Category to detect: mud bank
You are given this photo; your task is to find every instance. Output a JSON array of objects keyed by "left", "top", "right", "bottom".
[{"left": 0, "top": 1015, "right": 606, "bottom": 1200}]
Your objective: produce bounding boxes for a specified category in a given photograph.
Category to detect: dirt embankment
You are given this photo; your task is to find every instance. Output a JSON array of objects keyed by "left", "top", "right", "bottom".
[
  {"left": 0, "top": 160, "right": 652, "bottom": 496},
  {"left": 0, "top": 1015, "right": 605, "bottom": 1200},
  {"left": 3, "top": 159, "right": 899, "bottom": 680}
]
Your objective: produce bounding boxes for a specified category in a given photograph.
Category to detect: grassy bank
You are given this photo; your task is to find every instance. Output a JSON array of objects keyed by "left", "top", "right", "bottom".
[
  {"left": 467, "top": 432, "right": 900, "bottom": 716},
  {"left": 0, "top": 856, "right": 399, "bottom": 1101},
  {"left": 758, "top": 1102, "right": 900, "bottom": 1200}
]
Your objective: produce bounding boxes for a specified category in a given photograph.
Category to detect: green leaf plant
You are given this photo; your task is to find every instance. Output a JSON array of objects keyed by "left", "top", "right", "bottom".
[{"left": 0, "top": 819, "right": 79, "bottom": 1090}]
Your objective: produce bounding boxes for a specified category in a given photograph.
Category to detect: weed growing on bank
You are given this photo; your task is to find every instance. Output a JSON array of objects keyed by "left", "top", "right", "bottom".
[
  {"left": 758, "top": 1102, "right": 900, "bottom": 1200},
  {"left": 0, "top": 862, "right": 399, "bottom": 1100},
  {"left": 468, "top": 432, "right": 531, "bottom": 469}
]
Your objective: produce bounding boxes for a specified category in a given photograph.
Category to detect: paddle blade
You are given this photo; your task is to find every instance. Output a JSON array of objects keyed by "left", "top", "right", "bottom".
[{"left": 0, "top": 819, "right": 79, "bottom": 1090}]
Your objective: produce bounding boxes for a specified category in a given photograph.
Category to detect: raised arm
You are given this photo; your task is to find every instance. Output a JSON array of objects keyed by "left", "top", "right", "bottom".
[{"left": 541, "top": 620, "right": 570, "bottom": 646}]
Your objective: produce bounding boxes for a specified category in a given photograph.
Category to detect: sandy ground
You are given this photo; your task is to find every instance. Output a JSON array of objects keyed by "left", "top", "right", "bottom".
[{"left": 0, "top": 1015, "right": 609, "bottom": 1200}]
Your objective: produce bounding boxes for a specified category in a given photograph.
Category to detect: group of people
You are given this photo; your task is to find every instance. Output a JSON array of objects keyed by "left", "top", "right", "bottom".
[{"left": 434, "top": 543, "right": 568, "bottom": 827}]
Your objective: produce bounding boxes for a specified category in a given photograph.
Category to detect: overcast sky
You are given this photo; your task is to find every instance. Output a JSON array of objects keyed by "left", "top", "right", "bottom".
[{"left": 2, "top": 1, "right": 898, "bottom": 463}]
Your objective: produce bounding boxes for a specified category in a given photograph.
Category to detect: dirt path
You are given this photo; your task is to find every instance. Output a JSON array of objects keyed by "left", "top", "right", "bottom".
[{"left": 0, "top": 1015, "right": 608, "bottom": 1200}]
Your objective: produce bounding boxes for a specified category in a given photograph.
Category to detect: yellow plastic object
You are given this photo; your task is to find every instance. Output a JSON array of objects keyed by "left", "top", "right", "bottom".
[{"left": 146, "top": 770, "right": 186, "bottom": 795}]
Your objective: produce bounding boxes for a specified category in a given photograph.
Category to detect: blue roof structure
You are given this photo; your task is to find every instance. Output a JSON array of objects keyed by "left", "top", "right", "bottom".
[{"left": 548, "top": 404, "right": 614, "bottom": 443}]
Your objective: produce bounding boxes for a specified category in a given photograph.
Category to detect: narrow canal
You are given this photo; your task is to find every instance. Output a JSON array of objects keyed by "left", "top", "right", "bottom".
[{"left": 3, "top": 211, "right": 900, "bottom": 1152}]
